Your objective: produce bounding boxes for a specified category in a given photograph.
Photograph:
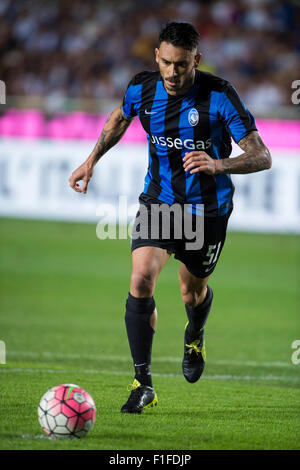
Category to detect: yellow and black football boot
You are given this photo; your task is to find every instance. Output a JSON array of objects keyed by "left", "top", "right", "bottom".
[
  {"left": 121, "top": 379, "right": 158, "bottom": 414},
  {"left": 182, "top": 322, "right": 206, "bottom": 383}
]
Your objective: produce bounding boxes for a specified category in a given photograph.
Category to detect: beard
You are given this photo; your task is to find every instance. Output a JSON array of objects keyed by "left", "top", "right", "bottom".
[{"left": 162, "top": 71, "right": 195, "bottom": 95}]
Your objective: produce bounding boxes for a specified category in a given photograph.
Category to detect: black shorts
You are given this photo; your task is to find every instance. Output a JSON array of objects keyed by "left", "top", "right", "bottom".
[{"left": 131, "top": 193, "right": 232, "bottom": 278}]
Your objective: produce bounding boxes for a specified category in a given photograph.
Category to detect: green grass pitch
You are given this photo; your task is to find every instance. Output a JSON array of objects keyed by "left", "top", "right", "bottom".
[{"left": 0, "top": 217, "right": 299, "bottom": 450}]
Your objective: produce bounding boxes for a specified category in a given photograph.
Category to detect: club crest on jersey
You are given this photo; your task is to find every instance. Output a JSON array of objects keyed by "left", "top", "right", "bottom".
[{"left": 188, "top": 108, "right": 199, "bottom": 126}]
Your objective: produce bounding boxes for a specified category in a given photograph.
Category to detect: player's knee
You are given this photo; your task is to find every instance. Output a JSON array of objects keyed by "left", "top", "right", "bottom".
[{"left": 130, "top": 271, "right": 156, "bottom": 297}]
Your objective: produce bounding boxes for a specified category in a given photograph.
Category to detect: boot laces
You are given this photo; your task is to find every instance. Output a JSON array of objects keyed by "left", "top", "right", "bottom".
[{"left": 185, "top": 340, "right": 201, "bottom": 355}]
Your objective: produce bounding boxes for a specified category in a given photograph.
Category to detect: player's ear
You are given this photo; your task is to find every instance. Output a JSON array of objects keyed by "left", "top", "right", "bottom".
[
  {"left": 155, "top": 48, "right": 160, "bottom": 64},
  {"left": 194, "top": 52, "right": 202, "bottom": 68}
]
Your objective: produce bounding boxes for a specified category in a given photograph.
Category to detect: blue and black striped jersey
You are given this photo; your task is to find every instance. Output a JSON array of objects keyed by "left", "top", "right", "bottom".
[{"left": 122, "top": 69, "right": 257, "bottom": 216}]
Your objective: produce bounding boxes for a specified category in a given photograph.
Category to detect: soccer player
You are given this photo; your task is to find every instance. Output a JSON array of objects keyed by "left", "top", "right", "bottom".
[{"left": 69, "top": 22, "right": 271, "bottom": 414}]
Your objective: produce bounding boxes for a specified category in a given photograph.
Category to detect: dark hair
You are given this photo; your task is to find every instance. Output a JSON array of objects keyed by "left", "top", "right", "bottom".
[{"left": 158, "top": 22, "right": 200, "bottom": 51}]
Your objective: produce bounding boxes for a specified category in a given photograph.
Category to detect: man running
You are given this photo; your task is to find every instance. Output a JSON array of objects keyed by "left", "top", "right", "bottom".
[{"left": 69, "top": 22, "right": 271, "bottom": 414}]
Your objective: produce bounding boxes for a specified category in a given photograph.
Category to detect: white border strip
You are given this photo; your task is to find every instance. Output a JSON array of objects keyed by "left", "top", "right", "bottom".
[{"left": 6, "top": 350, "right": 293, "bottom": 368}]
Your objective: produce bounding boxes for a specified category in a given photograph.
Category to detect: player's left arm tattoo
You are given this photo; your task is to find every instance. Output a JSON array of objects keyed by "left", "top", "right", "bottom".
[{"left": 218, "top": 131, "right": 272, "bottom": 174}]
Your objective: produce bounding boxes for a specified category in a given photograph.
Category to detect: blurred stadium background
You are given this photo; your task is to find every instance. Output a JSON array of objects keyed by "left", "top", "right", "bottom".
[
  {"left": 1, "top": 0, "right": 299, "bottom": 114},
  {"left": 0, "top": 0, "right": 300, "bottom": 451}
]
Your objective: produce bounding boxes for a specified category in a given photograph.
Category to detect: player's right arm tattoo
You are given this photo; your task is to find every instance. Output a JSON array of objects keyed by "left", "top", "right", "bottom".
[
  {"left": 89, "top": 105, "right": 133, "bottom": 164},
  {"left": 219, "top": 131, "right": 272, "bottom": 174}
]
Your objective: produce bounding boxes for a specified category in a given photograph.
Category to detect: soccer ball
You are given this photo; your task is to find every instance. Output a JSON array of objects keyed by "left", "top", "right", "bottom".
[{"left": 38, "top": 383, "right": 96, "bottom": 439}]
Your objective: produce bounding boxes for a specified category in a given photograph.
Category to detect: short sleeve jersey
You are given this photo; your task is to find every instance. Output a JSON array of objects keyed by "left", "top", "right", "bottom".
[{"left": 122, "top": 69, "right": 257, "bottom": 216}]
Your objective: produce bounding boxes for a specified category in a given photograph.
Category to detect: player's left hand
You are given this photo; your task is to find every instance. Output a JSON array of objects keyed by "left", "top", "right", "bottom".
[{"left": 183, "top": 151, "right": 219, "bottom": 176}]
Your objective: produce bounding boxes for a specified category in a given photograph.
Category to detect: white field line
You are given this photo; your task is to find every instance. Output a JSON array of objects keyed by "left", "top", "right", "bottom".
[
  {"left": 6, "top": 350, "right": 293, "bottom": 368},
  {"left": 21, "top": 434, "right": 50, "bottom": 440},
  {"left": 0, "top": 367, "right": 299, "bottom": 383}
]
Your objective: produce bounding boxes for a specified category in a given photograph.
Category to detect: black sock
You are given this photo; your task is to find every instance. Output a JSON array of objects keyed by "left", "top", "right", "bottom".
[
  {"left": 185, "top": 285, "right": 213, "bottom": 335},
  {"left": 125, "top": 293, "right": 155, "bottom": 387}
]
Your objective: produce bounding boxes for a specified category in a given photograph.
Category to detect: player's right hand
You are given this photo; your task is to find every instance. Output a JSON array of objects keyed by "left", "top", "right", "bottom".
[{"left": 69, "top": 161, "right": 94, "bottom": 194}]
